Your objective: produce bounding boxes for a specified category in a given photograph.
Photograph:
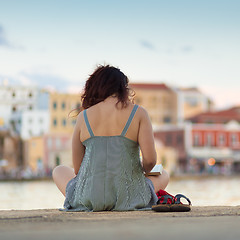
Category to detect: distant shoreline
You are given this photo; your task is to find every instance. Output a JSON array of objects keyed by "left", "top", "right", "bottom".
[{"left": 0, "top": 174, "right": 240, "bottom": 183}]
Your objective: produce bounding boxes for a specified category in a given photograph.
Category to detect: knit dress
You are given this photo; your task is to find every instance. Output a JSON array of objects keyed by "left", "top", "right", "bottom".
[{"left": 62, "top": 105, "right": 158, "bottom": 211}]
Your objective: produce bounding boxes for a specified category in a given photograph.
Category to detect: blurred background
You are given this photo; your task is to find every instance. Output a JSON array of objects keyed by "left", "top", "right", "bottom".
[{"left": 0, "top": 0, "right": 240, "bottom": 209}]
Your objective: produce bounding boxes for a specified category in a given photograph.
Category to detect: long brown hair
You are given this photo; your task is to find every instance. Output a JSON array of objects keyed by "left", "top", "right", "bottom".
[{"left": 81, "top": 65, "right": 134, "bottom": 109}]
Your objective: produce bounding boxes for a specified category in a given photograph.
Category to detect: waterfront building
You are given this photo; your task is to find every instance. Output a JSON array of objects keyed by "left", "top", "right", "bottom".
[
  {"left": 154, "top": 126, "right": 187, "bottom": 174},
  {"left": 49, "top": 92, "right": 81, "bottom": 134},
  {"left": 23, "top": 136, "right": 44, "bottom": 175},
  {"left": 186, "top": 106, "right": 240, "bottom": 174},
  {"left": 155, "top": 106, "right": 240, "bottom": 174},
  {"left": 0, "top": 83, "right": 49, "bottom": 128},
  {"left": 154, "top": 138, "right": 178, "bottom": 175},
  {"left": 11, "top": 110, "right": 50, "bottom": 140},
  {"left": 0, "top": 129, "right": 23, "bottom": 177},
  {"left": 130, "top": 83, "right": 178, "bottom": 127},
  {"left": 174, "top": 87, "right": 213, "bottom": 123},
  {"left": 130, "top": 83, "right": 212, "bottom": 127},
  {"left": 43, "top": 134, "right": 72, "bottom": 173},
  {"left": 187, "top": 106, "right": 240, "bottom": 124}
]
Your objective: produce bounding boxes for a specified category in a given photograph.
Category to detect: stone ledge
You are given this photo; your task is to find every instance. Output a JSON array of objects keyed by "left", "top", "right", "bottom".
[
  {"left": 0, "top": 206, "right": 239, "bottom": 222},
  {"left": 0, "top": 207, "right": 240, "bottom": 240}
]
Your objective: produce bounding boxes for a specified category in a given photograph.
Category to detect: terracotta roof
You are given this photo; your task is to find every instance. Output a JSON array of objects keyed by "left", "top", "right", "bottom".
[
  {"left": 187, "top": 106, "right": 240, "bottom": 123},
  {"left": 129, "top": 83, "right": 171, "bottom": 90}
]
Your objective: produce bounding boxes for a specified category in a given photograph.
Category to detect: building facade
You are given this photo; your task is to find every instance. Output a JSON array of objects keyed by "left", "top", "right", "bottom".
[
  {"left": 23, "top": 136, "right": 44, "bottom": 175},
  {"left": 174, "top": 87, "right": 213, "bottom": 123},
  {"left": 0, "top": 129, "right": 23, "bottom": 178},
  {"left": 49, "top": 92, "right": 81, "bottom": 134},
  {"left": 11, "top": 110, "right": 50, "bottom": 140},
  {"left": 154, "top": 126, "right": 187, "bottom": 174},
  {"left": 0, "top": 83, "right": 49, "bottom": 128},
  {"left": 43, "top": 134, "right": 72, "bottom": 174},
  {"left": 130, "top": 83, "right": 178, "bottom": 127},
  {"left": 185, "top": 106, "right": 240, "bottom": 174}
]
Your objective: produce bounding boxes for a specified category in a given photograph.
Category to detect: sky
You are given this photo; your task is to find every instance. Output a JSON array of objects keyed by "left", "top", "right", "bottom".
[{"left": 0, "top": 0, "right": 239, "bottom": 109}]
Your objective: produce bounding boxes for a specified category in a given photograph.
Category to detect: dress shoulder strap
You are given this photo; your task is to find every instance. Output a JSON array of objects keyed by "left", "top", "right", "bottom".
[
  {"left": 121, "top": 105, "right": 139, "bottom": 136},
  {"left": 83, "top": 110, "right": 94, "bottom": 137}
]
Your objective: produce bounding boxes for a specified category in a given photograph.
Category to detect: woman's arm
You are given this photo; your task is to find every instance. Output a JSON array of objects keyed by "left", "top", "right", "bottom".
[
  {"left": 72, "top": 113, "right": 85, "bottom": 175},
  {"left": 138, "top": 107, "right": 157, "bottom": 174}
]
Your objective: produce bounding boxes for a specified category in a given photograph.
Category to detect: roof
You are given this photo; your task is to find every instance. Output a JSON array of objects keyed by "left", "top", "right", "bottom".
[
  {"left": 129, "top": 83, "right": 171, "bottom": 90},
  {"left": 187, "top": 106, "right": 240, "bottom": 123}
]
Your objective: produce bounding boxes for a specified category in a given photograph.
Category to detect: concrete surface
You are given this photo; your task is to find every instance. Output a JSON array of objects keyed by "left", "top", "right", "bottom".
[{"left": 0, "top": 206, "right": 240, "bottom": 240}]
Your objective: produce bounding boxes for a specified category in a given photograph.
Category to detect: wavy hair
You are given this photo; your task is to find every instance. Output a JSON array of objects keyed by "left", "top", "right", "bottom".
[{"left": 81, "top": 65, "right": 134, "bottom": 109}]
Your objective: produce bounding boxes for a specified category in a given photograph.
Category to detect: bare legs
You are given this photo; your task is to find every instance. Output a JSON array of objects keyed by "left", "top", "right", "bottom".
[
  {"left": 146, "top": 169, "right": 169, "bottom": 193},
  {"left": 52, "top": 165, "right": 76, "bottom": 196},
  {"left": 52, "top": 166, "right": 169, "bottom": 196}
]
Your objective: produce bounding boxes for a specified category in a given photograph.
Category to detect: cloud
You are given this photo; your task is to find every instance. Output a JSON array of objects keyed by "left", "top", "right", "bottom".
[
  {"left": 0, "top": 71, "right": 72, "bottom": 92},
  {"left": 181, "top": 45, "right": 193, "bottom": 53},
  {"left": 140, "top": 40, "right": 156, "bottom": 51},
  {"left": 20, "top": 72, "right": 71, "bottom": 91},
  {"left": 0, "top": 25, "right": 11, "bottom": 47},
  {"left": 0, "top": 24, "right": 25, "bottom": 50}
]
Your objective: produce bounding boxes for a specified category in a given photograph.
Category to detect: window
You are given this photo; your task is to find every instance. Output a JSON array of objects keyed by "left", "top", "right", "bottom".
[
  {"left": 218, "top": 133, "right": 226, "bottom": 146},
  {"left": 166, "top": 134, "right": 172, "bottom": 145},
  {"left": 47, "top": 138, "right": 52, "bottom": 148},
  {"left": 29, "top": 92, "right": 32, "bottom": 98},
  {"left": 55, "top": 156, "right": 60, "bottom": 166},
  {"left": 163, "top": 116, "right": 171, "bottom": 123},
  {"left": 62, "top": 102, "right": 66, "bottom": 109},
  {"left": 150, "top": 96, "right": 157, "bottom": 107},
  {"left": 62, "top": 119, "right": 66, "bottom": 126},
  {"left": 72, "top": 119, "right": 76, "bottom": 126},
  {"left": 176, "top": 134, "right": 183, "bottom": 145},
  {"left": 230, "top": 133, "right": 238, "bottom": 147},
  {"left": 53, "top": 118, "right": 57, "bottom": 126},
  {"left": 205, "top": 133, "right": 214, "bottom": 147},
  {"left": 12, "top": 92, "right": 16, "bottom": 97},
  {"left": 193, "top": 133, "right": 200, "bottom": 146},
  {"left": 53, "top": 102, "right": 57, "bottom": 109},
  {"left": 29, "top": 105, "right": 33, "bottom": 110},
  {"left": 135, "top": 97, "right": 142, "bottom": 105},
  {"left": 12, "top": 106, "right": 17, "bottom": 112},
  {"left": 56, "top": 138, "right": 61, "bottom": 148},
  {"left": 76, "top": 102, "right": 81, "bottom": 110},
  {"left": 185, "top": 96, "right": 198, "bottom": 107}
]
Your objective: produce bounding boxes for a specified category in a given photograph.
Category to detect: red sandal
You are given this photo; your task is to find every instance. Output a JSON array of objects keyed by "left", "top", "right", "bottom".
[{"left": 152, "top": 190, "right": 192, "bottom": 212}]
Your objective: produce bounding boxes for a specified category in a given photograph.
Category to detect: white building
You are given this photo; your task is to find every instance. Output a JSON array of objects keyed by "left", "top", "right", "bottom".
[
  {"left": 11, "top": 110, "right": 50, "bottom": 140},
  {"left": 0, "top": 83, "right": 49, "bottom": 127},
  {"left": 174, "top": 87, "right": 213, "bottom": 124}
]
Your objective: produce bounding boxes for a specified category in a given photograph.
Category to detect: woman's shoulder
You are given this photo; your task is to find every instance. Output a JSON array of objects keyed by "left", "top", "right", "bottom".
[
  {"left": 75, "top": 110, "right": 85, "bottom": 126},
  {"left": 135, "top": 105, "right": 149, "bottom": 118}
]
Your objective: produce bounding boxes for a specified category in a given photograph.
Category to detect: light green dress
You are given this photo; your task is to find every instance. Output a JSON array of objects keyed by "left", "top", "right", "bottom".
[{"left": 62, "top": 105, "right": 157, "bottom": 211}]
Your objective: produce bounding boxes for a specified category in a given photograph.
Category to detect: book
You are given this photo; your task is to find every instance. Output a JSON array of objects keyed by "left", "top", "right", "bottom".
[{"left": 145, "top": 164, "right": 163, "bottom": 176}]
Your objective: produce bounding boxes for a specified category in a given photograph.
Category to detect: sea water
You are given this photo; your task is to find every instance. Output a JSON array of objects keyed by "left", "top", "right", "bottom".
[{"left": 0, "top": 176, "right": 239, "bottom": 210}]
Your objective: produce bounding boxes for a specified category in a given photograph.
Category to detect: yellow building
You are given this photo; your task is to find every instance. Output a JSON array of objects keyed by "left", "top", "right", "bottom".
[
  {"left": 49, "top": 92, "right": 82, "bottom": 134},
  {"left": 24, "top": 136, "right": 44, "bottom": 172},
  {"left": 130, "top": 83, "right": 178, "bottom": 126}
]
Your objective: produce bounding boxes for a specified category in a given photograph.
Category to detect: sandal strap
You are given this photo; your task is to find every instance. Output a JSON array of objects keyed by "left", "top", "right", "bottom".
[
  {"left": 174, "top": 194, "right": 192, "bottom": 205},
  {"left": 157, "top": 194, "right": 174, "bottom": 204}
]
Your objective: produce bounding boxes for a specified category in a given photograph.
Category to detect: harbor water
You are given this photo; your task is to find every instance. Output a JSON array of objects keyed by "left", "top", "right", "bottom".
[{"left": 0, "top": 176, "right": 239, "bottom": 210}]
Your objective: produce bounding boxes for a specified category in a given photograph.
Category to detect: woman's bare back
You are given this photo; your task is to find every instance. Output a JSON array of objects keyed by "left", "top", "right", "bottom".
[{"left": 79, "top": 97, "right": 140, "bottom": 143}]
